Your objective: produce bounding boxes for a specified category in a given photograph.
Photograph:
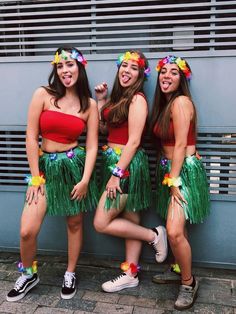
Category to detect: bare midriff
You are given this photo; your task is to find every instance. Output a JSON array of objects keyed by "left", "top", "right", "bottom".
[
  {"left": 41, "top": 138, "right": 79, "bottom": 153},
  {"left": 162, "top": 145, "right": 196, "bottom": 160},
  {"left": 107, "top": 142, "right": 126, "bottom": 149}
]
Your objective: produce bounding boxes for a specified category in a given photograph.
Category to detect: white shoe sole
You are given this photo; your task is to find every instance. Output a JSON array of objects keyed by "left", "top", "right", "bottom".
[
  {"left": 155, "top": 226, "right": 168, "bottom": 263},
  {"left": 6, "top": 277, "right": 40, "bottom": 302},
  {"left": 102, "top": 281, "right": 139, "bottom": 293},
  {"left": 61, "top": 289, "right": 77, "bottom": 300}
]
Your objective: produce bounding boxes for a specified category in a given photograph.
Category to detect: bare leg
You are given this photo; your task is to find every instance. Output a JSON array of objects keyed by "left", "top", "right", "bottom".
[
  {"left": 166, "top": 201, "right": 192, "bottom": 285},
  {"left": 66, "top": 213, "right": 83, "bottom": 273},
  {"left": 94, "top": 192, "right": 155, "bottom": 242},
  {"left": 20, "top": 193, "right": 47, "bottom": 268},
  {"left": 123, "top": 211, "right": 142, "bottom": 276}
]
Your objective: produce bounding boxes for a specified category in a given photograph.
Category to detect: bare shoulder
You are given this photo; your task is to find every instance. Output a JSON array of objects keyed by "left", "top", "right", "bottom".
[
  {"left": 173, "top": 95, "right": 193, "bottom": 108},
  {"left": 131, "top": 93, "right": 148, "bottom": 108},
  {"left": 89, "top": 97, "right": 97, "bottom": 108},
  {"left": 32, "top": 86, "right": 49, "bottom": 98}
]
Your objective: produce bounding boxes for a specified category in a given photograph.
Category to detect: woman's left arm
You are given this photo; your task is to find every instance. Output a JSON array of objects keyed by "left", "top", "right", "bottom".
[{"left": 71, "top": 99, "right": 99, "bottom": 200}]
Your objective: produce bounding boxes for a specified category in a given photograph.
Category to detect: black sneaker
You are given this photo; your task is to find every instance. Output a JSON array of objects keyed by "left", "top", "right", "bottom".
[
  {"left": 61, "top": 272, "right": 77, "bottom": 299},
  {"left": 6, "top": 273, "right": 39, "bottom": 302}
]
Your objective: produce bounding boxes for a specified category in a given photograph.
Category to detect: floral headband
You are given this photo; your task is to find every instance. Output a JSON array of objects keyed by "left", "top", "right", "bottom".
[
  {"left": 156, "top": 55, "right": 191, "bottom": 79},
  {"left": 51, "top": 49, "right": 87, "bottom": 66},
  {"left": 116, "top": 51, "right": 151, "bottom": 78}
]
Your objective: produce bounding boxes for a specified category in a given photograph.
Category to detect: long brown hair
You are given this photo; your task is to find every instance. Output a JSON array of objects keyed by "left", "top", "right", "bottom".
[
  {"left": 150, "top": 63, "right": 197, "bottom": 139},
  {"left": 101, "top": 50, "right": 148, "bottom": 126},
  {"left": 44, "top": 46, "right": 92, "bottom": 113}
]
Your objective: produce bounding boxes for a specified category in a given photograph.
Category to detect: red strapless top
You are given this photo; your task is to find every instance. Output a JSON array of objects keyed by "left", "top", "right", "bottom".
[
  {"left": 39, "top": 110, "right": 86, "bottom": 144},
  {"left": 103, "top": 93, "right": 146, "bottom": 145},
  {"left": 153, "top": 120, "right": 196, "bottom": 146},
  {"left": 103, "top": 108, "right": 128, "bottom": 145}
]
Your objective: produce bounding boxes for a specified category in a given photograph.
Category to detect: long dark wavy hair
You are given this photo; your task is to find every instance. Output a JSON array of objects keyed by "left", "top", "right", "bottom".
[
  {"left": 44, "top": 46, "right": 92, "bottom": 113},
  {"left": 101, "top": 50, "right": 148, "bottom": 126},
  {"left": 150, "top": 61, "right": 197, "bottom": 140}
]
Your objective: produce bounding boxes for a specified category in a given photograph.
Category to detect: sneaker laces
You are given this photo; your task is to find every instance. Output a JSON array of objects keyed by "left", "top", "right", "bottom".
[
  {"left": 111, "top": 273, "right": 126, "bottom": 283},
  {"left": 64, "top": 273, "right": 75, "bottom": 288},
  {"left": 150, "top": 240, "right": 160, "bottom": 255},
  {"left": 14, "top": 275, "right": 28, "bottom": 291}
]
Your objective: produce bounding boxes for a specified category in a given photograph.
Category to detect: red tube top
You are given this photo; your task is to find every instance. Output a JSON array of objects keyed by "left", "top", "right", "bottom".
[
  {"left": 103, "top": 108, "right": 128, "bottom": 145},
  {"left": 39, "top": 110, "right": 86, "bottom": 144},
  {"left": 153, "top": 120, "right": 196, "bottom": 146},
  {"left": 103, "top": 93, "right": 146, "bottom": 145}
]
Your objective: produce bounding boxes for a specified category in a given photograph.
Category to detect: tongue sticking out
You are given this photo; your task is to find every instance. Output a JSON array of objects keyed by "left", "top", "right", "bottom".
[
  {"left": 163, "top": 82, "right": 170, "bottom": 89},
  {"left": 64, "top": 77, "right": 71, "bottom": 85},
  {"left": 122, "top": 75, "right": 130, "bottom": 83}
]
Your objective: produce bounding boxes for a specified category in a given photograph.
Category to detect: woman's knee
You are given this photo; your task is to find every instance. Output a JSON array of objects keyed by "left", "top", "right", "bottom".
[
  {"left": 20, "top": 227, "right": 38, "bottom": 241},
  {"left": 67, "top": 215, "right": 83, "bottom": 233},
  {"left": 166, "top": 226, "right": 184, "bottom": 246},
  {"left": 93, "top": 216, "right": 107, "bottom": 233}
]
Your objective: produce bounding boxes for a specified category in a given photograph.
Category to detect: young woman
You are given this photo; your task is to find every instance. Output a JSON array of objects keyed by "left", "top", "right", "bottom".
[
  {"left": 7, "top": 47, "right": 99, "bottom": 302},
  {"left": 93, "top": 51, "right": 168, "bottom": 293},
  {"left": 150, "top": 55, "right": 210, "bottom": 310}
]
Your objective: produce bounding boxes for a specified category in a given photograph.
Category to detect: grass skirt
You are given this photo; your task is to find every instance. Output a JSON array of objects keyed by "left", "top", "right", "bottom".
[
  {"left": 155, "top": 155, "right": 210, "bottom": 224},
  {"left": 100, "top": 146, "right": 151, "bottom": 211},
  {"left": 39, "top": 146, "right": 98, "bottom": 216}
]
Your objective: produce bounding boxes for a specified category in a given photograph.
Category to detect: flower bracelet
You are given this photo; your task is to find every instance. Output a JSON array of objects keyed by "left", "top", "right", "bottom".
[{"left": 162, "top": 173, "right": 182, "bottom": 187}]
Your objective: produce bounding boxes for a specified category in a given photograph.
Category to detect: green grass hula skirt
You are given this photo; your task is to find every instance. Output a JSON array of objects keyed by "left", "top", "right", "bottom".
[
  {"left": 155, "top": 155, "right": 210, "bottom": 224},
  {"left": 39, "top": 146, "right": 99, "bottom": 216},
  {"left": 101, "top": 146, "right": 151, "bottom": 211}
]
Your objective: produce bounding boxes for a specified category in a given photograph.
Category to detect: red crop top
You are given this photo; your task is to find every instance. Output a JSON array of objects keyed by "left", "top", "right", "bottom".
[
  {"left": 103, "top": 93, "right": 146, "bottom": 145},
  {"left": 40, "top": 110, "right": 86, "bottom": 144},
  {"left": 153, "top": 120, "right": 196, "bottom": 146},
  {"left": 103, "top": 108, "right": 128, "bottom": 145}
]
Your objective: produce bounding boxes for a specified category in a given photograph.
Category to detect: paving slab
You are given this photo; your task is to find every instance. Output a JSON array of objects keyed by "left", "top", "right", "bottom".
[{"left": 0, "top": 252, "right": 235, "bottom": 314}]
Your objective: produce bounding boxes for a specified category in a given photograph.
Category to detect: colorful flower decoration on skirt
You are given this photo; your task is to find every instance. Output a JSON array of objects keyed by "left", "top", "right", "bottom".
[
  {"left": 160, "top": 157, "right": 168, "bottom": 167},
  {"left": 49, "top": 153, "right": 58, "bottom": 161},
  {"left": 66, "top": 149, "right": 75, "bottom": 159}
]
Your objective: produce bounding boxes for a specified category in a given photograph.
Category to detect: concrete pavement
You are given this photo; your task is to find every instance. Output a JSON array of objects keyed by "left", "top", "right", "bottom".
[{"left": 0, "top": 252, "right": 235, "bottom": 313}]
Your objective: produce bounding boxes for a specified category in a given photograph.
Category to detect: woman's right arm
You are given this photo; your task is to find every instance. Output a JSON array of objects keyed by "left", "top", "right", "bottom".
[
  {"left": 25, "top": 87, "right": 45, "bottom": 204},
  {"left": 94, "top": 82, "right": 108, "bottom": 134}
]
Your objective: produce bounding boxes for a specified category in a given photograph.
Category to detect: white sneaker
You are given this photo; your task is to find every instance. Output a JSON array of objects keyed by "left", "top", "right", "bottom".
[
  {"left": 150, "top": 226, "right": 168, "bottom": 263},
  {"left": 102, "top": 273, "right": 139, "bottom": 293}
]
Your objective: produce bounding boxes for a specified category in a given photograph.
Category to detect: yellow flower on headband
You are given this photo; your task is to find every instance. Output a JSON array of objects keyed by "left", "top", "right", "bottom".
[
  {"left": 51, "top": 52, "right": 60, "bottom": 65},
  {"left": 123, "top": 51, "right": 139, "bottom": 62},
  {"left": 176, "top": 58, "right": 186, "bottom": 71}
]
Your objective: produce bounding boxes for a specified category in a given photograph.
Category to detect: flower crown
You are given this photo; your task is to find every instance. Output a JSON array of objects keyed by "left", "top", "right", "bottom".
[
  {"left": 116, "top": 51, "right": 151, "bottom": 78},
  {"left": 51, "top": 49, "right": 87, "bottom": 66},
  {"left": 156, "top": 55, "right": 191, "bottom": 79}
]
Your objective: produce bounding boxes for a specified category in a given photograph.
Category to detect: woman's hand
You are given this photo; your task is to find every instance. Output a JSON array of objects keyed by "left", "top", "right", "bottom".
[
  {"left": 26, "top": 185, "right": 44, "bottom": 205},
  {"left": 170, "top": 186, "right": 187, "bottom": 207},
  {"left": 94, "top": 83, "right": 108, "bottom": 101},
  {"left": 106, "top": 175, "right": 122, "bottom": 199},
  {"left": 71, "top": 181, "right": 88, "bottom": 201}
]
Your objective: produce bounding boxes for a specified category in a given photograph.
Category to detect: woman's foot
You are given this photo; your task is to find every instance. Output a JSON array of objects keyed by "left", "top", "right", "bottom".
[
  {"left": 102, "top": 273, "right": 139, "bottom": 293},
  {"left": 152, "top": 264, "right": 181, "bottom": 284},
  {"left": 174, "top": 277, "right": 199, "bottom": 311},
  {"left": 6, "top": 273, "right": 39, "bottom": 302},
  {"left": 61, "top": 271, "right": 77, "bottom": 299},
  {"left": 149, "top": 226, "right": 168, "bottom": 263}
]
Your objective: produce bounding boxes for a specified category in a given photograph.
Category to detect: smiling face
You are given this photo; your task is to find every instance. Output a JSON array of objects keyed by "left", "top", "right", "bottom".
[
  {"left": 159, "top": 63, "right": 181, "bottom": 97},
  {"left": 118, "top": 59, "right": 140, "bottom": 88},
  {"left": 56, "top": 51, "right": 79, "bottom": 88}
]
